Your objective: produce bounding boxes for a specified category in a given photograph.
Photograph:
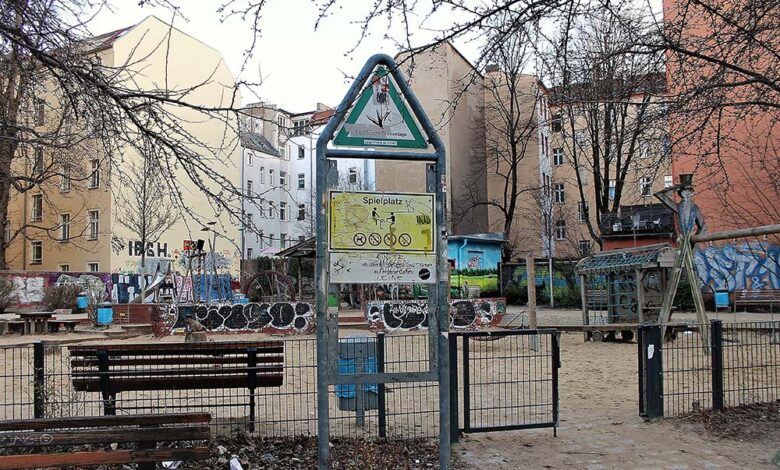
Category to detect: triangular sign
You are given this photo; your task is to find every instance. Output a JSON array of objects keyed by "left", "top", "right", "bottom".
[{"left": 333, "top": 65, "right": 429, "bottom": 149}]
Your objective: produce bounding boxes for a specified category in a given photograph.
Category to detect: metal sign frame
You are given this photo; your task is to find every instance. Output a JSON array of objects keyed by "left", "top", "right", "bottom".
[{"left": 315, "top": 54, "right": 450, "bottom": 469}]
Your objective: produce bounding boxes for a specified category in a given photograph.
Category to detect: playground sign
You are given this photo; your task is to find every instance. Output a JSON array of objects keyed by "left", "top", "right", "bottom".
[
  {"left": 328, "top": 191, "right": 435, "bottom": 253},
  {"left": 330, "top": 251, "right": 436, "bottom": 284},
  {"left": 333, "top": 65, "right": 428, "bottom": 149}
]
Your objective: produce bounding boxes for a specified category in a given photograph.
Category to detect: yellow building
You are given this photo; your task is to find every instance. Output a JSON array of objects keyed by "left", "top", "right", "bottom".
[{"left": 5, "top": 16, "right": 242, "bottom": 274}]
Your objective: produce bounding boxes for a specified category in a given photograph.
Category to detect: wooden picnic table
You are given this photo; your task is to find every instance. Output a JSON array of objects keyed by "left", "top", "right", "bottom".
[{"left": 17, "top": 312, "right": 54, "bottom": 335}]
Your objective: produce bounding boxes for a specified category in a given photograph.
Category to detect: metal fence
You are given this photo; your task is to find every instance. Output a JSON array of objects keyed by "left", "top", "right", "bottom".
[
  {"left": 0, "top": 334, "right": 438, "bottom": 440},
  {"left": 639, "top": 320, "right": 780, "bottom": 419},
  {"left": 450, "top": 330, "right": 560, "bottom": 438}
]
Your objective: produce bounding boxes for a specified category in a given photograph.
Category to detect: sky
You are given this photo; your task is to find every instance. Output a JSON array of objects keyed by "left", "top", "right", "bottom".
[{"left": 90, "top": 0, "right": 482, "bottom": 113}]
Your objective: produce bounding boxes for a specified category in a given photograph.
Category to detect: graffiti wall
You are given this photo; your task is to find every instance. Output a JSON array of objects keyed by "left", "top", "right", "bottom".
[
  {"left": 694, "top": 241, "right": 780, "bottom": 291},
  {"left": 448, "top": 237, "right": 504, "bottom": 294},
  {"left": 366, "top": 298, "right": 506, "bottom": 332},
  {"left": 110, "top": 273, "right": 233, "bottom": 304},
  {"left": 0, "top": 272, "right": 113, "bottom": 307},
  {"left": 157, "top": 301, "right": 315, "bottom": 334}
]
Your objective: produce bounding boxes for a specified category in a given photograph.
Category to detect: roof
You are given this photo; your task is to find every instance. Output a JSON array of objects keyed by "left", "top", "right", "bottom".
[
  {"left": 310, "top": 108, "right": 335, "bottom": 127},
  {"left": 277, "top": 237, "right": 316, "bottom": 258},
  {"left": 240, "top": 131, "right": 279, "bottom": 156},
  {"left": 548, "top": 73, "right": 666, "bottom": 105},
  {"left": 449, "top": 232, "right": 506, "bottom": 243},
  {"left": 576, "top": 243, "right": 677, "bottom": 275},
  {"left": 80, "top": 25, "right": 135, "bottom": 53}
]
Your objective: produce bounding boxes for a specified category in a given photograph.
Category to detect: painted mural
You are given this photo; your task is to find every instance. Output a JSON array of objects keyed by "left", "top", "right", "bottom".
[
  {"left": 448, "top": 236, "right": 504, "bottom": 295},
  {"left": 694, "top": 241, "right": 780, "bottom": 291},
  {"left": 155, "top": 302, "right": 315, "bottom": 335},
  {"left": 110, "top": 273, "right": 233, "bottom": 303},
  {"left": 0, "top": 272, "right": 113, "bottom": 307},
  {"left": 366, "top": 298, "right": 506, "bottom": 332}
]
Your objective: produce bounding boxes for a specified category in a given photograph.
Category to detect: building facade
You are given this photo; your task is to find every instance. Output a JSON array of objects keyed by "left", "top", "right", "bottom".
[{"left": 5, "top": 16, "right": 242, "bottom": 274}]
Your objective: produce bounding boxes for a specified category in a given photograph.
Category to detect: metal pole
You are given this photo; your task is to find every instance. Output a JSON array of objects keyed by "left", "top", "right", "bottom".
[
  {"left": 548, "top": 257, "right": 554, "bottom": 308},
  {"left": 527, "top": 256, "right": 537, "bottom": 329}
]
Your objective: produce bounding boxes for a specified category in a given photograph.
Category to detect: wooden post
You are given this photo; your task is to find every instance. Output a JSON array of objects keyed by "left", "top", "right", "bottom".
[
  {"left": 579, "top": 274, "right": 589, "bottom": 342},
  {"left": 527, "top": 256, "right": 537, "bottom": 330}
]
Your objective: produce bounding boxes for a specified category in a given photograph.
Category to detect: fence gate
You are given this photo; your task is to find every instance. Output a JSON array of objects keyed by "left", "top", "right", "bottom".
[{"left": 449, "top": 330, "right": 560, "bottom": 439}]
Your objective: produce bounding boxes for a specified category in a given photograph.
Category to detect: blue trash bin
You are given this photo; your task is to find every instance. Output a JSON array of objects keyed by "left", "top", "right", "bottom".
[
  {"left": 336, "top": 336, "right": 378, "bottom": 412},
  {"left": 96, "top": 303, "right": 113, "bottom": 325}
]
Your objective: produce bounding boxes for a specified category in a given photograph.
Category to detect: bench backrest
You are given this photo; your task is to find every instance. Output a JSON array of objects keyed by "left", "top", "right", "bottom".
[
  {"left": 735, "top": 289, "right": 780, "bottom": 300},
  {"left": 68, "top": 341, "right": 284, "bottom": 393}
]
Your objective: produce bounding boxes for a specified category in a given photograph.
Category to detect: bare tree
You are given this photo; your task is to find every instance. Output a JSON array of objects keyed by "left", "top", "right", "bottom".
[
  {"left": 543, "top": 9, "right": 667, "bottom": 248},
  {"left": 457, "top": 23, "right": 542, "bottom": 261},
  {"left": 114, "top": 153, "right": 178, "bottom": 272}
]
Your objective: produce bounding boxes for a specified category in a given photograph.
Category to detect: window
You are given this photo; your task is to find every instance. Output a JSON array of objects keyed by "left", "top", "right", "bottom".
[
  {"left": 60, "top": 166, "right": 71, "bottom": 192},
  {"left": 578, "top": 201, "right": 589, "bottom": 224},
  {"left": 279, "top": 146, "right": 287, "bottom": 160},
  {"left": 60, "top": 213, "right": 70, "bottom": 241},
  {"left": 59, "top": 264, "right": 70, "bottom": 272},
  {"left": 87, "top": 262, "right": 99, "bottom": 272},
  {"left": 247, "top": 179, "right": 253, "bottom": 196},
  {"left": 574, "top": 130, "right": 588, "bottom": 147},
  {"left": 298, "top": 204, "right": 305, "bottom": 221},
  {"left": 259, "top": 199, "right": 266, "bottom": 218},
  {"left": 297, "top": 173, "right": 305, "bottom": 189},
  {"left": 247, "top": 152, "right": 253, "bottom": 167},
  {"left": 280, "top": 233, "right": 287, "bottom": 249},
  {"left": 279, "top": 171, "right": 287, "bottom": 188},
  {"left": 260, "top": 167, "right": 265, "bottom": 184},
  {"left": 543, "top": 174, "right": 551, "bottom": 197},
  {"left": 348, "top": 168, "right": 358, "bottom": 184},
  {"left": 298, "top": 235, "right": 306, "bottom": 243},
  {"left": 553, "top": 148, "right": 564, "bottom": 166},
  {"left": 551, "top": 113, "right": 562, "bottom": 133},
  {"left": 88, "top": 210, "right": 99, "bottom": 240},
  {"left": 88, "top": 159, "right": 100, "bottom": 189},
  {"left": 34, "top": 99, "right": 45, "bottom": 126},
  {"left": 639, "top": 140, "right": 650, "bottom": 159},
  {"left": 32, "top": 148, "right": 44, "bottom": 175},
  {"left": 31, "top": 241, "right": 42, "bottom": 264},
  {"left": 3, "top": 220, "right": 10, "bottom": 245},
  {"left": 555, "top": 220, "right": 567, "bottom": 240},
  {"left": 31, "top": 194, "right": 43, "bottom": 222},
  {"left": 269, "top": 201, "right": 275, "bottom": 218},
  {"left": 541, "top": 135, "right": 548, "bottom": 158},
  {"left": 608, "top": 181, "right": 616, "bottom": 201},
  {"left": 298, "top": 146, "right": 305, "bottom": 159},
  {"left": 269, "top": 169, "right": 274, "bottom": 185},
  {"left": 247, "top": 248, "right": 253, "bottom": 259},
  {"left": 246, "top": 212, "right": 253, "bottom": 227},
  {"left": 664, "top": 175, "right": 673, "bottom": 188},
  {"left": 279, "top": 202, "right": 287, "bottom": 221},
  {"left": 578, "top": 240, "right": 592, "bottom": 256},
  {"left": 554, "top": 183, "right": 565, "bottom": 204},
  {"left": 640, "top": 176, "right": 653, "bottom": 197},
  {"left": 578, "top": 165, "right": 588, "bottom": 185}
]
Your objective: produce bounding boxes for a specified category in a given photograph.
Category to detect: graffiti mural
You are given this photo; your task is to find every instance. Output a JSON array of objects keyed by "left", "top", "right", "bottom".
[
  {"left": 694, "top": 242, "right": 780, "bottom": 291},
  {"left": 157, "top": 302, "right": 315, "bottom": 334},
  {"left": 366, "top": 298, "right": 506, "bottom": 332},
  {"left": 0, "top": 272, "right": 113, "bottom": 307},
  {"left": 110, "top": 273, "right": 233, "bottom": 304}
]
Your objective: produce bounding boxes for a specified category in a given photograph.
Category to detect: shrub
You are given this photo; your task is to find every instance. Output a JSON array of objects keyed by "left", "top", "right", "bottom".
[
  {"left": 0, "top": 278, "right": 18, "bottom": 312},
  {"left": 42, "top": 284, "right": 81, "bottom": 311},
  {"left": 479, "top": 288, "right": 501, "bottom": 298}
]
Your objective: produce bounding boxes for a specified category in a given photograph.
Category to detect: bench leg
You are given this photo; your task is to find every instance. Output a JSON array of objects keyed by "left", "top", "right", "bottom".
[{"left": 137, "top": 440, "right": 157, "bottom": 470}]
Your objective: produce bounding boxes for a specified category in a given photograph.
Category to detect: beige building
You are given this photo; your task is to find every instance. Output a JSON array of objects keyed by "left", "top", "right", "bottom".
[{"left": 5, "top": 16, "right": 242, "bottom": 274}]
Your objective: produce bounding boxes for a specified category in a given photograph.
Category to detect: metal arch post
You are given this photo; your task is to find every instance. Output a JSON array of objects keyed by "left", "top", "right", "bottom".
[{"left": 315, "top": 53, "right": 450, "bottom": 470}]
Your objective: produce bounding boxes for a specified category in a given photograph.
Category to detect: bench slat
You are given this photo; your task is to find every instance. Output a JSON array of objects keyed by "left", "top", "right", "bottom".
[
  {"left": 71, "top": 356, "right": 282, "bottom": 367},
  {"left": 72, "top": 374, "right": 283, "bottom": 392},
  {"left": 68, "top": 341, "right": 283, "bottom": 356},
  {"left": 71, "top": 365, "right": 283, "bottom": 378},
  {"left": 0, "top": 426, "right": 209, "bottom": 448},
  {"left": 0, "top": 413, "right": 211, "bottom": 432},
  {"left": 0, "top": 447, "right": 210, "bottom": 469}
]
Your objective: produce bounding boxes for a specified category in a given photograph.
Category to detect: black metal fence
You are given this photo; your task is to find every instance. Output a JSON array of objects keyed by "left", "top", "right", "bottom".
[
  {"left": 450, "top": 329, "right": 560, "bottom": 438},
  {"left": 639, "top": 320, "right": 780, "bottom": 419}
]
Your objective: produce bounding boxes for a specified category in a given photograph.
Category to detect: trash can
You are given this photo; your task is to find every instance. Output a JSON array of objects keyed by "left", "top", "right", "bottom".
[
  {"left": 96, "top": 302, "right": 113, "bottom": 325},
  {"left": 336, "top": 336, "right": 378, "bottom": 424},
  {"left": 76, "top": 294, "right": 89, "bottom": 311}
]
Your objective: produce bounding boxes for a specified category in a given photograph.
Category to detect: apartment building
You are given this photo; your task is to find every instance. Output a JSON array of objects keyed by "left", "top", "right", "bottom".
[
  {"left": 5, "top": 16, "right": 242, "bottom": 274},
  {"left": 240, "top": 103, "right": 375, "bottom": 258}
]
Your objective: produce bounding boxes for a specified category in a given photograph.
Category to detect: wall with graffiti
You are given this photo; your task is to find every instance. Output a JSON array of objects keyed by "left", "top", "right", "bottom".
[
  {"left": 366, "top": 298, "right": 506, "bottom": 332},
  {"left": 448, "top": 235, "right": 504, "bottom": 293},
  {"left": 155, "top": 302, "right": 315, "bottom": 334},
  {"left": 694, "top": 241, "right": 780, "bottom": 291},
  {"left": 110, "top": 273, "right": 233, "bottom": 304},
  {"left": 0, "top": 272, "right": 113, "bottom": 307}
]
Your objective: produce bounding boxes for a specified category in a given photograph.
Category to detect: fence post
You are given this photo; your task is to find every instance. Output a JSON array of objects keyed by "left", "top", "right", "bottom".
[
  {"left": 710, "top": 320, "right": 724, "bottom": 411},
  {"left": 551, "top": 332, "right": 560, "bottom": 436},
  {"left": 376, "top": 332, "right": 386, "bottom": 438},
  {"left": 448, "top": 333, "right": 459, "bottom": 443},
  {"left": 247, "top": 347, "right": 257, "bottom": 433},
  {"left": 33, "top": 341, "right": 45, "bottom": 419},
  {"left": 462, "top": 335, "right": 471, "bottom": 433},
  {"left": 643, "top": 325, "right": 664, "bottom": 420},
  {"left": 638, "top": 325, "right": 645, "bottom": 416}
]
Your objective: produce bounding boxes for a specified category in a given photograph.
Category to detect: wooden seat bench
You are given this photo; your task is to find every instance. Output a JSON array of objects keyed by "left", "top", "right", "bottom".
[
  {"left": 68, "top": 341, "right": 284, "bottom": 430},
  {"left": 734, "top": 289, "right": 780, "bottom": 311},
  {"left": 0, "top": 412, "right": 211, "bottom": 469},
  {"left": 48, "top": 319, "right": 79, "bottom": 333}
]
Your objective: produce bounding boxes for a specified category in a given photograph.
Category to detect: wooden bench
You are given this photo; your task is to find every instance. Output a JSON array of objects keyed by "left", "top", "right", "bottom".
[
  {"left": 734, "top": 289, "right": 780, "bottom": 311},
  {"left": 68, "top": 342, "right": 284, "bottom": 430},
  {"left": 0, "top": 412, "right": 211, "bottom": 469}
]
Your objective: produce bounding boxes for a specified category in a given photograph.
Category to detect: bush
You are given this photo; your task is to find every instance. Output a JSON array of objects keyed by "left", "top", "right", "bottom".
[
  {"left": 675, "top": 273, "right": 696, "bottom": 311},
  {"left": 479, "top": 288, "right": 500, "bottom": 298},
  {"left": 42, "top": 284, "right": 81, "bottom": 311},
  {"left": 0, "top": 278, "right": 18, "bottom": 312},
  {"left": 504, "top": 285, "right": 527, "bottom": 305},
  {"left": 553, "top": 288, "right": 582, "bottom": 309}
]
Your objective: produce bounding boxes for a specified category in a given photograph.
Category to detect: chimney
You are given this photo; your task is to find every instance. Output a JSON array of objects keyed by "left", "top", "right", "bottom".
[
  {"left": 316, "top": 102, "right": 330, "bottom": 111},
  {"left": 485, "top": 64, "right": 500, "bottom": 73}
]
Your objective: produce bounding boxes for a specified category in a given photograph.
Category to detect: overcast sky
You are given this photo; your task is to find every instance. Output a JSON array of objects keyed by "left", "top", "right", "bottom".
[{"left": 91, "top": 0, "right": 482, "bottom": 113}]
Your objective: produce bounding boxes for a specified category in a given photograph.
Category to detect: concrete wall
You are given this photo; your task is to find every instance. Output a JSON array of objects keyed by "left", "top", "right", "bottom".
[{"left": 365, "top": 298, "right": 505, "bottom": 332}]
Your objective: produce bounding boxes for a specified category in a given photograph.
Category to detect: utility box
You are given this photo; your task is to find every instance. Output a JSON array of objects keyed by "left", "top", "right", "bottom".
[{"left": 336, "top": 336, "right": 378, "bottom": 425}]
